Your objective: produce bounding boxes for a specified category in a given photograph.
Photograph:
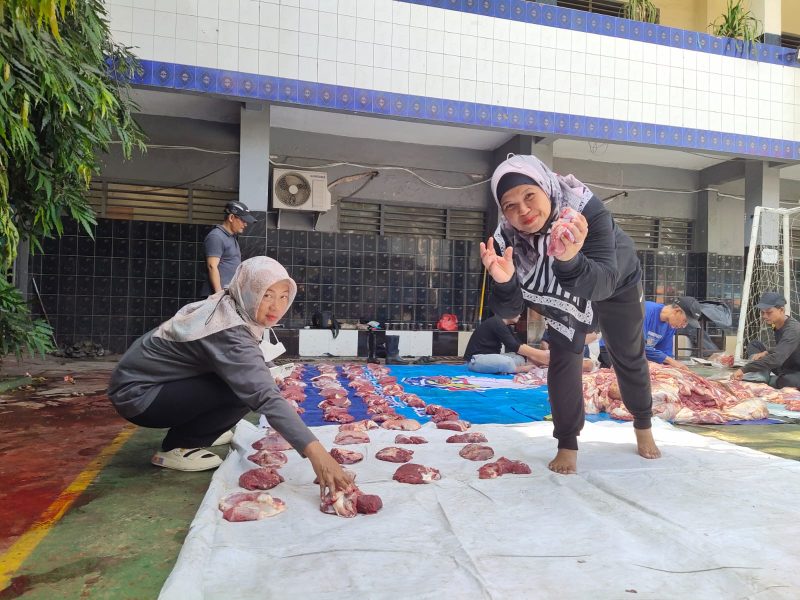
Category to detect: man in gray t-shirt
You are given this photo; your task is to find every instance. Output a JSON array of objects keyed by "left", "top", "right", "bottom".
[{"left": 202, "top": 201, "right": 256, "bottom": 295}]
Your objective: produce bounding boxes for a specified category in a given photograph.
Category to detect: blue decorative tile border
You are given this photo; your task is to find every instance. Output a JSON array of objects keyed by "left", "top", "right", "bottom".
[
  {"left": 400, "top": 0, "right": 799, "bottom": 68},
  {"left": 134, "top": 59, "right": 800, "bottom": 161}
]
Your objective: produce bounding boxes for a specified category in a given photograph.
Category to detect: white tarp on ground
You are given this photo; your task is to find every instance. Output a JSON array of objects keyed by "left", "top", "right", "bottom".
[{"left": 160, "top": 420, "right": 800, "bottom": 600}]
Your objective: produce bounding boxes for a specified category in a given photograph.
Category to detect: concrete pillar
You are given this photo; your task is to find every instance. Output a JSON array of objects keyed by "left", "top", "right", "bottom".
[
  {"left": 239, "top": 103, "right": 270, "bottom": 212},
  {"left": 744, "top": 160, "right": 781, "bottom": 247},
  {"left": 750, "top": 0, "right": 782, "bottom": 46},
  {"left": 239, "top": 103, "right": 270, "bottom": 258},
  {"left": 695, "top": 190, "right": 745, "bottom": 255},
  {"left": 529, "top": 137, "right": 553, "bottom": 168}
]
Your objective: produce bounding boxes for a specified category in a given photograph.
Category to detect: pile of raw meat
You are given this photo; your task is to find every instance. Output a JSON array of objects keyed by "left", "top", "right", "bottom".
[
  {"left": 312, "top": 364, "right": 355, "bottom": 424},
  {"left": 219, "top": 428, "right": 294, "bottom": 522},
  {"left": 330, "top": 363, "right": 534, "bottom": 488},
  {"left": 723, "top": 380, "right": 800, "bottom": 412},
  {"left": 583, "top": 363, "right": 770, "bottom": 424},
  {"left": 330, "top": 415, "right": 531, "bottom": 484},
  {"left": 276, "top": 364, "right": 308, "bottom": 414},
  {"left": 221, "top": 363, "right": 536, "bottom": 522}
]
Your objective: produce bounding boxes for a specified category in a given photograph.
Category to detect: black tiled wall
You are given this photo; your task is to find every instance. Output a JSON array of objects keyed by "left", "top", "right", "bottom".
[
  {"left": 638, "top": 250, "right": 744, "bottom": 327},
  {"left": 27, "top": 217, "right": 484, "bottom": 354},
  {"left": 26, "top": 218, "right": 745, "bottom": 355},
  {"left": 28, "top": 218, "right": 210, "bottom": 355},
  {"left": 261, "top": 229, "right": 483, "bottom": 331}
]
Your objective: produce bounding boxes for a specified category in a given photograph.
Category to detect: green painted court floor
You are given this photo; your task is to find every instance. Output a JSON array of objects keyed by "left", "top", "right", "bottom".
[{"left": 1, "top": 358, "right": 798, "bottom": 599}]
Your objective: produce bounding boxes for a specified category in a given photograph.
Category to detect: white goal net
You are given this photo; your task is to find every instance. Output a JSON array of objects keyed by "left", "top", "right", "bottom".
[{"left": 735, "top": 205, "right": 800, "bottom": 359}]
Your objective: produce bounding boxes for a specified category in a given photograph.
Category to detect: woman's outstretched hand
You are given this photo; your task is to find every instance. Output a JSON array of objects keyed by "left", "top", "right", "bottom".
[{"left": 480, "top": 236, "right": 515, "bottom": 283}]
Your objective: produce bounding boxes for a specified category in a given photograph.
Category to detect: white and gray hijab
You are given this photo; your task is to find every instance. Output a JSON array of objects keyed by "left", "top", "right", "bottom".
[
  {"left": 154, "top": 256, "right": 297, "bottom": 343},
  {"left": 491, "top": 154, "right": 595, "bottom": 344}
]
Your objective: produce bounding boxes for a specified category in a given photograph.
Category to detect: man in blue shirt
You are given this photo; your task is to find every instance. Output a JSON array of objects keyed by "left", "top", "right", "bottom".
[{"left": 599, "top": 296, "right": 702, "bottom": 371}]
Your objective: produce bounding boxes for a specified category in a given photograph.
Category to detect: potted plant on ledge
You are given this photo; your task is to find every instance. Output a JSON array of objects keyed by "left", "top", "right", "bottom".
[
  {"left": 621, "top": 0, "right": 659, "bottom": 24},
  {"left": 710, "top": 0, "right": 763, "bottom": 57}
]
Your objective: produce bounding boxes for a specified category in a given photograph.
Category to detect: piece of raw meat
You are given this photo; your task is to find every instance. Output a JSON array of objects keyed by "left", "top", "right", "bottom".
[
  {"left": 247, "top": 449, "right": 288, "bottom": 468},
  {"left": 446, "top": 432, "right": 488, "bottom": 443},
  {"left": 429, "top": 408, "right": 460, "bottom": 423},
  {"left": 318, "top": 396, "right": 351, "bottom": 409},
  {"left": 219, "top": 491, "right": 286, "bottom": 522},
  {"left": 378, "top": 375, "right": 397, "bottom": 384},
  {"left": 709, "top": 352, "right": 735, "bottom": 368},
  {"left": 459, "top": 444, "right": 495, "bottom": 461},
  {"left": 330, "top": 448, "right": 364, "bottom": 464},
  {"left": 356, "top": 494, "right": 383, "bottom": 514},
  {"left": 319, "top": 386, "right": 348, "bottom": 398},
  {"left": 320, "top": 486, "right": 359, "bottom": 517},
  {"left": 323, "top": 409, "right": 355, "bottom": 424},
  {"left": 478, "top": 457, "right": 532, "bottom": 479},
  {"left": 399, "top": 393, "right": 426, "bottom": 408},
  {"left": 382, "top": 384, "right": 404, "bottom": 395},
  {"left": 380, "top": 418, "right": 421, "bottom": 431},
  {"left": 320, "top": 480, "right": 384, "bottom": 518},
  {"left": 239, "top": 467, "right": 285, "bottom": 490},
  {"left": 394, "top": 434, "right": 428, "bottom": 444},
  {"left": 251, "top": 431, "right": 293, "bottom": 451},
  {"left": 338, "top": 419, "right": 379, "bottom": 432},
  {"left": 369, "top": 413, "right": 398, "bottom": 423},
  {"left": 547, "top": 207, "right": 578, "bottom": 258},
  {"left": 436, "top": 419, "right": 471, "bottom": 432},
  {"left": 281, "top": 388, "right": 306, "bottom": 402},
  {"left": 393, "top": 463, "right": 441, "bottom": 484},
  {"left": 334, "top": 430, "right": 370, "bottom": 445},
  {"left": 375, "top": 447, "right": 414, "bottom": 463}
]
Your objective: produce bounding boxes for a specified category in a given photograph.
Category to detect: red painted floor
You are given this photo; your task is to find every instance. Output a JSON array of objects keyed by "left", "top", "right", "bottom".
[{"left": 0, "top": 372, "right": 125, "bottom": 554}]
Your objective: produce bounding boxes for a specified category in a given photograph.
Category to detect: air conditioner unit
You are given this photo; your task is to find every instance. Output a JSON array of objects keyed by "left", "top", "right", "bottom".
[{"left": 271, "top": 169, "right": 331, "bottom": 212}]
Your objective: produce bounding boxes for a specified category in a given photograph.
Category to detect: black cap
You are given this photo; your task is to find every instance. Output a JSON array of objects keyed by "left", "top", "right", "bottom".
[
  {"left": 674, "top": 296, "right": 702, "bottom": 328},
  {"left": 225, "top": 201, "right": 256, "bottom": 224},
  {"left": 756, "top": 291, "right": 786, "bottom": 310}
]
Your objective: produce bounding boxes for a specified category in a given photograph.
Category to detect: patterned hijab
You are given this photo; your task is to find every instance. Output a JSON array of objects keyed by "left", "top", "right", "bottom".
[
  {"left": 154, "top": 256, "right": 297, "bottom": 343},
  {"left": 491, "top": 154, "right": 595, "bottom": 344}
]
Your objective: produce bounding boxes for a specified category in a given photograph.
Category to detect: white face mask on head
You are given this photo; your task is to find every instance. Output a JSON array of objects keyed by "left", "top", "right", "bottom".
[{"left": 260, "top": 328, "right": 286, "bottom": 363}]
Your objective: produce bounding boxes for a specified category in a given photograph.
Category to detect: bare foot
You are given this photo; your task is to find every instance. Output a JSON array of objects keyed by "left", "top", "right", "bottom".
[
  {"left": 635, "top": 428, "right": 661, "bottom": 459},
  {"left": 548, "top": 449, "right": 577, "bottom": 474}
]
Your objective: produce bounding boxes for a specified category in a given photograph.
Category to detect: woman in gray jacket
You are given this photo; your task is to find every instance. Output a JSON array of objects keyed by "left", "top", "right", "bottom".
[{"left": 108, "top": 256, "right": 350, "bottom": 495}]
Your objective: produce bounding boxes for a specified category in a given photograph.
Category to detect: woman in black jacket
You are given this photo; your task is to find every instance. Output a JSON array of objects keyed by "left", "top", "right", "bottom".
[{"left": 481, "top": 154, "right": 661, "bottom": 474}]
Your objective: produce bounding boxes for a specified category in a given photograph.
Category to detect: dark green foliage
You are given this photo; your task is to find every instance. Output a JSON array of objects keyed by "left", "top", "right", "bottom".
[{"left": 0, "top": 0, "right": 145, "bottom": 361}]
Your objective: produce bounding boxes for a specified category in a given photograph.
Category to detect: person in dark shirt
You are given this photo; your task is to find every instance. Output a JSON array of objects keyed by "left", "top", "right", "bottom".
[
  {"left": 203, "top": 201, "right": 256, "bottom": 296},
  {"left": 732, "top": 291, "right": 800, "bottom": 388},
  {"left": 481, "top": 154, "right": 660, "bottom": 474},
  {"left": 464, "top": 308, "right": 549, "bottom": 374}
]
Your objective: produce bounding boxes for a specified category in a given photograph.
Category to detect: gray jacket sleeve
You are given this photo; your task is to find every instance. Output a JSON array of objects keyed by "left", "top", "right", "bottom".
[
  {"left": 201, "top": 327, "right": 318, "bottom": 454},
  {"left": 742, "top": 322, "right": 800, "bottom": 374}
]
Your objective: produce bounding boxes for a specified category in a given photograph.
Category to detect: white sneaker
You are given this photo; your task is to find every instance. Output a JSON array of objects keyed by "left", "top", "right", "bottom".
[
  {"left": 211, "top": 430, "right": 234, "bottom": 446},
  {"left": 151, "top": 448, "right": 223, "bottom": 471}
]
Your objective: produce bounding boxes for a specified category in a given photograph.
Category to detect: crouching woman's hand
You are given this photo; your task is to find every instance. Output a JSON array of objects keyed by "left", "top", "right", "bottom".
[{"left": 304, "top": 440, "right": 353, "bottom": 496}]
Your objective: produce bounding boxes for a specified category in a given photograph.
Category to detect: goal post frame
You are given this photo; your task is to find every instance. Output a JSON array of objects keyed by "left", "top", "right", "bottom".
[
  {"left": 736, "top": 205, "right": 800, "bottom": 359},
  {"left": 735, "top": 206, "right": 762, "bottom": 360}
]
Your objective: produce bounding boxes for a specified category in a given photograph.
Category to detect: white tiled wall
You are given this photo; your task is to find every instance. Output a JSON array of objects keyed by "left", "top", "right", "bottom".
[{"left": 107, "top": 0, "right": 800, "bottom": 142}]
